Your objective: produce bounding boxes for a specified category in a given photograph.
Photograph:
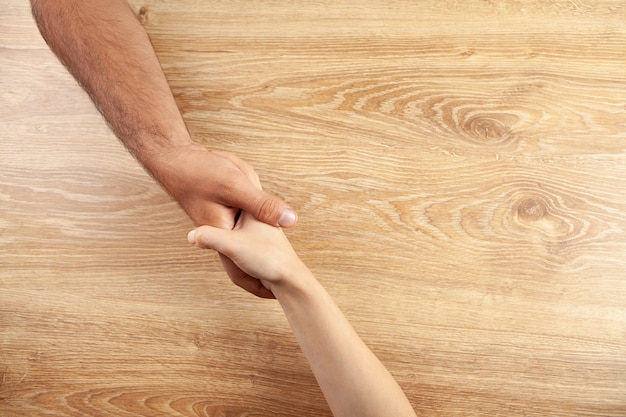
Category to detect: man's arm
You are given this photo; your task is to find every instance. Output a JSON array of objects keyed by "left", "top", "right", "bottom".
[
  {"left": 188, "top": 214, "right": 417, "bottom": 417},
  {"left": 31, "top": 0, "right": 297, "bottom": 298},
  {"left": 30, "top": 0, "right": 296, "bottom": 229},
  {"left": 31, "top": 0, "right": 189, "bottom": 169}
]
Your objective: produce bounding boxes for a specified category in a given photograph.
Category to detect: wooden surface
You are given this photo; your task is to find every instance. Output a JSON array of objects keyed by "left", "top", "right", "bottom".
[{"left": 2, "top": 0, "right": 626, "bottom": 415}]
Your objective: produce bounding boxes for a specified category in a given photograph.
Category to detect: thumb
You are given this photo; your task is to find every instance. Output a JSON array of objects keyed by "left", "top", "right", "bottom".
[
  {"left": 211, "top": 150, "right": 297, "bottom": 227},
  {"left": 238, "top": 188, "right": 298, "bottom": 228},
  {"left": 187, "top": 225, "right": 234, "bottom": 256}
]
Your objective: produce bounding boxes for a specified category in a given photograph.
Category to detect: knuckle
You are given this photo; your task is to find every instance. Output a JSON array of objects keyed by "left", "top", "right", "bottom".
[{"left": 253, "top": 196, "right": 281, "bottom": 225}]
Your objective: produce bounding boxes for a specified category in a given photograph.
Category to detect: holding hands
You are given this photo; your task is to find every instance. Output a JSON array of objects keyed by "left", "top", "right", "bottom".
[
  {"left": 31, "top": 0, "right": 414, "bottom": 412},
  {"left": 185, "top": 165, "right": 304, "bottom": 298},
  {"left": 157, "top": 143, "right": 297, "bottom": 298}
]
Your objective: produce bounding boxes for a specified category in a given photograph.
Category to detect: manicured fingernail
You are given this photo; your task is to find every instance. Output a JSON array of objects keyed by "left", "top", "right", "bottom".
[
  {"left": 187, "top": 229, "right": 196, "bottom": 244},
  {"left": 278, "top": 208, "right": 297, "bottom": 227}
]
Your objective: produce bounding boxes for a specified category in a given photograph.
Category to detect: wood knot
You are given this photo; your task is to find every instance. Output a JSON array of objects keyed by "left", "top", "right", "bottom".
[
  {"left": 462, "top": 113, "right": 518, "bottom": 145},
  {"left": 516, "top": 197, "right": 547, "bottom": 222},
  {"left": 137, "top": 6, "right": 149, "bottom": 25}
]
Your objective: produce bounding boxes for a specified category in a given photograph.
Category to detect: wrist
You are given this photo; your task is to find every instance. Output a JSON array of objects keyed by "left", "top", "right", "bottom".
[
  {"left": 135, "top": 129, "right": 194, "bottom": 168},
  {"left": 140, "top": 139, "right": 201, "bottom": 193},
  {"left": 269, "top": 261, "right": 317, "bottom": 301}
]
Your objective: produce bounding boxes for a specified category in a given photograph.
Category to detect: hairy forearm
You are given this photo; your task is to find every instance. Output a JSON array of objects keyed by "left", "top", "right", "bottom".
[
  {"left": 31, "top": 0, "right": 191, "bottom": 171},
  {"left": 272, "top": 271, "right": 416, "bottom": 417}
]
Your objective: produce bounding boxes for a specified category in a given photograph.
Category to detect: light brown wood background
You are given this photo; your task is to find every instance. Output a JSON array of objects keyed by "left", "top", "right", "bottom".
[{"left": 2, "top": 0, "right": 625, "bottom": 415}]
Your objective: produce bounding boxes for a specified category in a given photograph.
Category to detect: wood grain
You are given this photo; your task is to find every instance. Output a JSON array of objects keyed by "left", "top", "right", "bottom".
[{"left": 2, "top": 0, "right": 625, "bottom": 416}]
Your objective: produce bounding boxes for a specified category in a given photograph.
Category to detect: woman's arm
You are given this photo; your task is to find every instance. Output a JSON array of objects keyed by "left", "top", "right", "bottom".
[
  {"left": 188, "top": 213, "right": 416, "bottom": 417},
  {"left": 274, "top": 268, "right": 417, "bottom": 417}
]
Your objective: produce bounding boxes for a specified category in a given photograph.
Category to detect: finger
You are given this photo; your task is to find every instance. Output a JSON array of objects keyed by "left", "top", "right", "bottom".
[
  {"left": 187, "top": 201, "right": 240, "bottom": 230},
  {"left": 212, "top": 151, "right": 297, "bottom": 227},
  {"left": 232, "top": 184, "right": 298, "bottom": 228},
  {"left": 187, "top": 226, "right": 234, "bottom": 256}
]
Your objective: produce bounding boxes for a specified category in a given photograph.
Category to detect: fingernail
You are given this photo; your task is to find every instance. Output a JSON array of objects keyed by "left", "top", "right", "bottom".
[
  {"left": 278, "top": 208, "right": 297, "bottom": 227},
  {"left": 187, "top": 229, "right": 196, "bottom": 244}
]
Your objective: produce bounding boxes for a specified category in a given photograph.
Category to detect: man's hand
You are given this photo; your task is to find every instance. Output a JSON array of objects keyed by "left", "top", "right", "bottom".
[
  {"left": 157, "top": 143, "right": 297, "bottom": 229},
  {"left": 156, "top": 143, "right": 297, "bottom": 298}
]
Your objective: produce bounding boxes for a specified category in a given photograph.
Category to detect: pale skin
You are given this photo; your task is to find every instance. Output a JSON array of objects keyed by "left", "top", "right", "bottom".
[
  {"left": 188, "top": 179, "right": 417, "bottom": 417},
  {"left": 30, "top": 0, "right": 297, "bottom": 298}
]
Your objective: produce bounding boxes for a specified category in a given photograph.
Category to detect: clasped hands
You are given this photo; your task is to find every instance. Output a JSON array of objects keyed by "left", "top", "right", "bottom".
[{"left": 159, "top": 144, "right": 298, "bottom": 298}]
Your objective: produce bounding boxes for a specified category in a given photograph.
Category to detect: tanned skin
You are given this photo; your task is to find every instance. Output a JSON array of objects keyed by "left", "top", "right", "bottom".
[{"left": 31, "top": 0, "right": 297, "bottom": 298}]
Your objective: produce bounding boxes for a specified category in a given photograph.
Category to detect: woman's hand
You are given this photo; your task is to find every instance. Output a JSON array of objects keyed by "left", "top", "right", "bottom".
[{"left": 187, "top": 204, "right": 306, "bottom": 296}]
